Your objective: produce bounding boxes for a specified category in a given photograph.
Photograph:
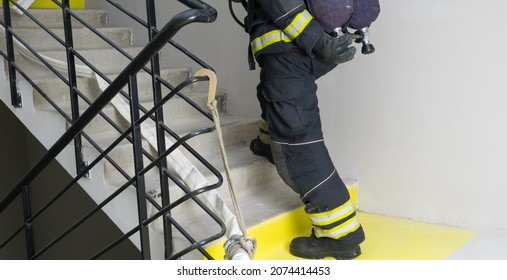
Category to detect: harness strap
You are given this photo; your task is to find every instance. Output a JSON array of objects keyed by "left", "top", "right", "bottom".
[{"left": 247, "top": 0, "right": 257, "bottom": 70}]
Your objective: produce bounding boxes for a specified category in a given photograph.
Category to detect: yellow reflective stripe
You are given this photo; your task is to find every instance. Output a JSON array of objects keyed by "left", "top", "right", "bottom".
[
  {"left": 259, "top": 118, "right": 269, "bottom": 132},
  {"left": 308, "top": 199, "right": 355, "bottom": 227},
  {"left": 251, "top": 30, "right": 292, "bottom": 55},
  {"left": 259, "top": 132, "right": 271, "bottom": 145},
  {"left": 259, "top": 135, "right": 271, "bottom": 145},
  {"left": 258, "top": 118, "right": 270, "bottom": 144},
  {"left": 283, "top": 10, "right": 313, "bottom": 40},
  {"left": 314, "top": 216, "right": 361, "bottom": 239}
]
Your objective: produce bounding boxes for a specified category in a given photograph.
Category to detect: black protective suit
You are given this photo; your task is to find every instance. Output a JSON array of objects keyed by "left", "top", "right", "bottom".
[{"left": 249, "top": 0, "right": 366, "bottom": 250}]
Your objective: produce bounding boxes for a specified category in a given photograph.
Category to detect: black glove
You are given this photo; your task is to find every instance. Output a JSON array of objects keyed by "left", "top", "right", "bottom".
[{"left": 313, "top": 33, "right": 356, "bottom": 64}]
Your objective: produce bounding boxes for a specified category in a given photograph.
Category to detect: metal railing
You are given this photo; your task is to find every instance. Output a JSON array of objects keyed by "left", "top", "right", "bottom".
[{"left": 0, "top": 0, "right": 225, "bottom": 259}]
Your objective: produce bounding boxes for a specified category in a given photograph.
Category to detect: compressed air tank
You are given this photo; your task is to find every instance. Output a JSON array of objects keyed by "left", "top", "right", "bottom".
[
  {"left": 306, "top": 0, "right": 380, "bottom": 33},
  {"left": 349, "top": 0, "right": 381, "bottom": 30},
  {"left": 306, "top": 0, "right": 354, "bottom": 33}
]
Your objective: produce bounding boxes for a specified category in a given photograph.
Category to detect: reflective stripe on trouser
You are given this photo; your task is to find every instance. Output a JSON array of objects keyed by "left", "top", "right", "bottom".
[
  {"left": 258, "top": 118, "right": 271, "bottom": 145},
  {"left": 258, "top": 50, "right": 364, "bottom": 243},
  {"left": 308, "top": 198, "right": 361, "bottom": 239}
]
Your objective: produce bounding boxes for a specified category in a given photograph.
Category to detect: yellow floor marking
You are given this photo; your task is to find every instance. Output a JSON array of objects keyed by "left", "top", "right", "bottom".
[
  {"left": 30, "top": 0, "right": 85, "bottom": 9},
  {"left": 206, "top": 207, "right": 477, "bottom": 260},
  {"left": 355, "top": 213, "right": 476, "bottom": 260}
]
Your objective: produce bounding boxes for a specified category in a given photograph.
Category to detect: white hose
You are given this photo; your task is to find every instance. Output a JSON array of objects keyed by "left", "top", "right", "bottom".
[{"left": 7, "top": 0, "right": 37, "bottom": 15}]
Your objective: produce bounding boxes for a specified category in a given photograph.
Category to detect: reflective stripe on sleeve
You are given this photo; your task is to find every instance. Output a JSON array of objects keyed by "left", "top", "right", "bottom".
[
  {"left": 283, "top": 10, "right": 313, "bottom": 40},
  {"left": 250, "top": 10, "right": 314, "bottom": 55},
  {"left": 251, "top": 30, "right": 292, "bottom": 55}
]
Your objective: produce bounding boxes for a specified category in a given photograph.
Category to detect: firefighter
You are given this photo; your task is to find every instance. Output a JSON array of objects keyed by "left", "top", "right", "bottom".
[{"left": 246, "top": 0, "right": 367, "bottom": 259}]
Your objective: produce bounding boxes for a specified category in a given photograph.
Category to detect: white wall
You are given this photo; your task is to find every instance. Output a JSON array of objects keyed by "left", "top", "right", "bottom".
[
  {"left": 88, "top": 0, "right": 261, "bottom": 116},
  {"left": 96, "top": 1, "right": 507, "bottom": 233},
  {"left": 324, "top": 1, "right": 507, "bottom": 232}
]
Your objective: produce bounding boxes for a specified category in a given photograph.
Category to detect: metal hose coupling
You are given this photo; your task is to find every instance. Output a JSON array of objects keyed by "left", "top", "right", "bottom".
[
  {"left": 354, "top": 27, "right": 375, "bottom": 54},
  {"left": 332, "top": 27, "right": 376, "bottom": 55},
  {"left": 224, "top": 234, "right": 257, "bottom": 260}
]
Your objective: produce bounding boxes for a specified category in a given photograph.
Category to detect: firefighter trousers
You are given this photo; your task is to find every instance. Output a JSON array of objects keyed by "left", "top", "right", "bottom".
[{"left": 257, "top": 50, "right": 365, "bottom": 245}]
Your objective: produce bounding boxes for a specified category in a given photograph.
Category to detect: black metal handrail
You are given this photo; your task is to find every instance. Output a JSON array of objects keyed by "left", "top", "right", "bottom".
[
  {"left": 0, "top": 0, "right": 225, "bottom": 259},
  {"left": 0, "top": 0, "right": 217, "bottom": 212}
]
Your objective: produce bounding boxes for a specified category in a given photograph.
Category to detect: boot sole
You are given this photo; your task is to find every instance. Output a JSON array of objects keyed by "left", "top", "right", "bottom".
[
  {"left": 289, "top": 246, "right": 361, "bottom": 260},
  {"left": 250, "top": 139, "right": 274, "bottom": 163}
]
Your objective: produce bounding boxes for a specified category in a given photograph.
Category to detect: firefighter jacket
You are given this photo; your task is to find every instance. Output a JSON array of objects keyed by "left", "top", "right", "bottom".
[{"left": 249, "top": 0, "right": 326, "bottom": 59}]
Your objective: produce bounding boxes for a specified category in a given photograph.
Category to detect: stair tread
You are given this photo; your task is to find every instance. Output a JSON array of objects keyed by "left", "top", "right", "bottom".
[
  {"left": 3, "top": 9, "right": 109, "bottom": 28},
  {"left": 31, "top": 66, "right": 196, "bottom": 105},
  {"left": 85, "top": 113, "right": 253, "bottom": 144},
  {"left": 101, "top": 142, "right": 271, "bottom": 189},
  {"left": 166, "top": 114, "right": 256, "bottom": 133},
  {"left": 143, "top": 144, "right": 300, "bottom": 245},
  {"left": 13, "top": 47, "right": 145, "bottom": 79},
  {"left": 39, "top": 46, "right": 144, "bottom": 63},
  {"left": 13, "top": 27, "right": 134, "bottom": 51}
]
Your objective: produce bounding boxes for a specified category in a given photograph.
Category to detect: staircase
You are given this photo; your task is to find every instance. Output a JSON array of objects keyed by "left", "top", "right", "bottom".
[
  {"left": 0, "top": 1, "right": 487, "bottom": 261},
  {"left": 0, "top": 2, "right": 305, "bottom": 259}
]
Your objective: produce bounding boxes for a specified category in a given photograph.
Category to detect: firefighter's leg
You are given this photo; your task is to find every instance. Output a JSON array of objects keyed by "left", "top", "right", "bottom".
[{"left": 261, "top": 50, "right": 365, "bottom": 259}]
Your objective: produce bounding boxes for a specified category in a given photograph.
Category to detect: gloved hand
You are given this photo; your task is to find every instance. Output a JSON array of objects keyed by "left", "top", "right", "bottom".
[{"left": 313, "top": 33, "right": 356, "bottom": 64}]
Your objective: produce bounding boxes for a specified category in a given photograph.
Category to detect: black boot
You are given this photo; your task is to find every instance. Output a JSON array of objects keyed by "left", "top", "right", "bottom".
[
  {"left": 249, "top": 137, "right": 274, "bottom": 164},
  {"left": 289, "top": 230, "right": 362, "bottom": 260}
]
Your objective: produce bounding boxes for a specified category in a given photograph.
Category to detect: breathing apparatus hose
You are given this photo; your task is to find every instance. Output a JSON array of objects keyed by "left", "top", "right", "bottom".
[{"left": 228, "top": 0, "right": 246, "bottom": 29}]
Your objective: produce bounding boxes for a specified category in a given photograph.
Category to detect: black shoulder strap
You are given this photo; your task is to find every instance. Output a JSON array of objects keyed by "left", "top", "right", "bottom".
[
  {"left": 230, "top": 0, "right": 257, "bottom": 70},
  {"left": 247, "top": 0, "right": 256, "bottom": 70}
]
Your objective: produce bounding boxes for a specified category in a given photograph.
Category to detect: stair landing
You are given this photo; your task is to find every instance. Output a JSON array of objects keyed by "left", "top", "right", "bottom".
[{"left": 206, "top": 207, "right": 477, "bottom": 260}]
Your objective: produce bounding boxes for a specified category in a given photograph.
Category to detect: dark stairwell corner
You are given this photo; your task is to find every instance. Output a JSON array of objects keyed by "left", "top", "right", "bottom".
[{"left": 0, "top": 101, "right": 139, "bottom": 260}]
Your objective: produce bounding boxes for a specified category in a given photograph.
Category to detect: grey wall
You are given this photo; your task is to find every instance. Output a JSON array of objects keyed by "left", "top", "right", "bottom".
[
  {"left": 322, "top": 1, "right": 507, "bottom": 233},
  {"left": 89, "top": 1, "right": 507, "bottom": 234},
  {"left": 0, "top": 102, "right": 29, "bottom": 259},
  {"left": 0, "top": 102, "right": 139, "bottom": 259}
]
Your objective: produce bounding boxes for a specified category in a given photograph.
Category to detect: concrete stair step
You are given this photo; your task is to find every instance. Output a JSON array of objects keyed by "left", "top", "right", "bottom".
[
  {"left": 165, "top": 115, "right": 258, "bottom": 158},
  {"left": 13, "top": 27, "right": 134, "bottom": 51},
  {"left": 14, "top": 47, "right": 143, "bottom": 79},
  {"left": 1, "top": 9, "right": 109, "bottom": 29},
  {"left": 202, "top": 144, "right": 282, "bottom": 192},
  {"left": 101, "top": 143, "right": 279, "bottom": 202},
  {"left": 96, "top": 142, "right": 295, "bottom": 246},
  {"left": 99, "top": 114, "right": 258, "bottom": 182},
  {"left": 168, "top": 175, "right": 302, "bottom": 247},
  {"left": 76, "top": 90, "right": 226, "bottom": 136},
  {"left": 32, "top": 67, "right": 195, "bottom": 111}
]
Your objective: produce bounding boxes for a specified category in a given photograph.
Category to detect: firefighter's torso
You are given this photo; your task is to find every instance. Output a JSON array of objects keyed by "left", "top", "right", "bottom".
[{"left": 249, "top": 0, "right": 319, "bottom": 58}]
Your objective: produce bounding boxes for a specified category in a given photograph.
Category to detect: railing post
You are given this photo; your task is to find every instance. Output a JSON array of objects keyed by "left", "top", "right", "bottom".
[
  {"left": 128, "top": 74, "right": 151, "bottom": 259},
  {"left": 21, "top": 185, "right": 35, "bottom": 259},
  {"left": 2, "top": 0, "right": 22, "bottom": 107},
  {"left": 146, "top": 0, "right": 173, "bottom": 258},
  {"left": 61, "top": 0, "right": 86, "bottom": 176}
]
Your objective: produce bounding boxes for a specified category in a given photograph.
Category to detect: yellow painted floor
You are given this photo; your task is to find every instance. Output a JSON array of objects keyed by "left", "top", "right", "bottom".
[
  {"left": 206, "top": 206, "right": 477, "bottom": 260},
  {"left": 30, "top": 0, "right": 85, "bottom": 9}
]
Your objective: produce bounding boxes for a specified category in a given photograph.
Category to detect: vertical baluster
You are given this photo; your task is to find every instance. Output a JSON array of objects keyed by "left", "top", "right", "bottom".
[
  {"left": 146, "top": 0, "right": 173, "bottom": 258},
  {"left": 61, "top": 0, "right": 86, "bottom": 175},
  {"left": 21, "top": 185, "right": 35, "bottom": 259},
  {"left": 2, "top": 0, "right": 22, "bottom": 107},
  {"left": 129, "top": 74, "right": 151, "bottom": 259}
]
